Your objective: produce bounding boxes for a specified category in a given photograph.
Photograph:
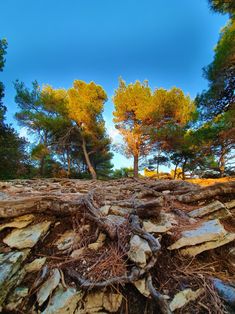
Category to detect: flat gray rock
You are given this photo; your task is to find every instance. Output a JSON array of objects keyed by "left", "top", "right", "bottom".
[
  {"left": 41, "top": 284, "right": 82, "bottom": 314},
  {"left": 168, "top": 219, "right": 228, "bottom": 250},
  {"left": 180, "top": 232, "right": 235, "bottom": 256},
  {"left": 37, "top": 268, "right": 61, "bottom": 306},
  {"left": 188, "top": 201, "right": 226, "bottom": 218}
]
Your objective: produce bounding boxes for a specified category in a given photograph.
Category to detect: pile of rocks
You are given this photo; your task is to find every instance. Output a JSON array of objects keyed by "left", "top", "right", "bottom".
[{"left": 0, "top": 178, "right": 234, "bottom": 313}]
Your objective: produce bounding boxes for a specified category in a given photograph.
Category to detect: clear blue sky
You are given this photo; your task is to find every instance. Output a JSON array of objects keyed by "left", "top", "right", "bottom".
[{"left": 0, "top": 0, "right": 228, "bottom": 169}]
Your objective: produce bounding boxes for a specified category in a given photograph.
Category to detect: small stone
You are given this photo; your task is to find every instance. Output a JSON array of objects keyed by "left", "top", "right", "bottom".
[
  {"left": 100, "top": 205, "right": 110, "bottom": 216},
  {"left": 84, "top": 291, "right": 104, "bottom": 312},
  {"left": 162, "top": 190, "right": 171, "bottom": 194},
  {"left": 88, "top": 233, "right": 106, "bottom": 250},
  {"left": 71, "top": 248, "right": 85, "bottom": 259},
  {"left": 84, "top": 291, "right": 122, "bottom": 313},
  {"left": 109, "top": 206, "right": 129, "bottom": 217},
  {"left": 134, "top": 279, "right": 150, "bottom": 297},
  {"left": 103, "top": 292, "right": 123, "bottom": 312},
  {"left": 24, "top": 257, "right": 46, "bottom": 272},
  {"left": 169, "top": 288, "right": 204, "bottom": 311},
  {"left": 55, "top": 230, "right": 79, "bottom": 251},
  {"left": 128, "top": 235, "right": 152, "bottom": 268},
  {"left": 228, "top": 247, "right": 235, "bottom": 267}
]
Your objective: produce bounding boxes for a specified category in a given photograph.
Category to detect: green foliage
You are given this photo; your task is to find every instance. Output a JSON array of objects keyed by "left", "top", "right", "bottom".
[
  {"left": 111, "top": 167, "right": 134, "bottom": 179},
  {"left": 0, "top": 39, "right": 31, "bottom": 180},
  {"left": 0, "top": 38, "right": 7, "bottom": 73},
  {"left": 0, "top": 124, "right": 29, "bottom": 179},
  {"left": 197, "top": 19, "right": 235, "bottom": 118},
  {"left": 208, "top": 0, "right": 235, "bottom": 15},
  {"left": 0, "top": 39, "right": 8, "bottom": 121}
]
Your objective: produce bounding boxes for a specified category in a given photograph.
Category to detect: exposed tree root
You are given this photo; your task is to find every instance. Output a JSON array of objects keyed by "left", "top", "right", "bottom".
[{"left": 175, "top": 181, "right": 235, "bottom": 203}]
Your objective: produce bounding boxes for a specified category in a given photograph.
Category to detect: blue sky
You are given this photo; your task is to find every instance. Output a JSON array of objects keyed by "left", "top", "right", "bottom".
[{"left": 0, "top": 0, "right": 228, "bottom": 169}]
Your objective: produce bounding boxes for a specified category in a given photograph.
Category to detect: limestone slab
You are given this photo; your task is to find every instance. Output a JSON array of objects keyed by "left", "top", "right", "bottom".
[
  {"left": 0, "top": 250, "right": 30, "bottom": 306},
  {"left": 42, "top": 284, "right": 82, "bottom": 314},
  {"left": 143, "top": 212, "right": 177, "bottom": 234},
  {"left": 168, "top": 219, "right": 227, "bottom": 250},
  {"left": 180, "top": 232, "right": 235, "bottom": 256},
  {"left": 0, "top": 214, "right": 34, "bottom": 231},
  {"left": 37, "top": 268, "right": 61, "bottom": 306},
  {"left": 188, "top": 201, "right": 225, "bottom": 218},
  {"left": 3, "top": 221, "right": 51, "bottom": 249}
]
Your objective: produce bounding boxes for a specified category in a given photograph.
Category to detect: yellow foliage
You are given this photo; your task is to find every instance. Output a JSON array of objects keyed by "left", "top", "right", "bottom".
[
  {"left": 67, "top": 80, "right": 107, "bottom": 137},
  {"left": 144, "top": 168, "right": 158, "bottom": 177}
]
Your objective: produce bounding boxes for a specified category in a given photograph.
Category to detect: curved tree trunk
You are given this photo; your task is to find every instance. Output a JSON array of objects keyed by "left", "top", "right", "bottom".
[{"left": 81, "top": 135, "right": 97, "bottom": 180}]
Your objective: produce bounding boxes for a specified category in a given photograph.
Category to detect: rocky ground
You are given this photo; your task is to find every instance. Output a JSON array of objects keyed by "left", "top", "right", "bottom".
[{"left": 0, "top": 178, "right": 234, "bottom": 314}]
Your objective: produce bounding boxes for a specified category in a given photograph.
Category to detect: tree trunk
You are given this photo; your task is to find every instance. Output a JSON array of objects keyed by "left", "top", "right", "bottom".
[
  {"left": 182, "top": 159, "right": 187, "bottom": 180},
  {"left": 219, "top": 145, "right": 225, "bottom": 177},
  {"left": 67, "top": 149, "right": 71, "bottom": 178},
  {"left": 157, "top": 162, "right": 159, "bottom": 177},
  {"left": 173, "top": 164, "right": 178, "bottom": 179},
  {"left": 133, "top": 154, "right": 139, "bottom": 178},
  {"left": 81, "top": 135, "right": 97, "bottom": 180},
  {"left": 40, "top": 156, "right": 45, "bottom": 177}
]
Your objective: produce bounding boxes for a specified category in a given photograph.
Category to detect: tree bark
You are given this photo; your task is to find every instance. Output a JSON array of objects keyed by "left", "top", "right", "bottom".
[
  {"left": 40, "top": 156, "right": 45, "bottom": 177},
  {"left": 133, "top": 154, "right": 139, "bottom": 178},
  {"left": 182, "top": 158, "right": 188, "bottom": 180},
  {"left": 173, "top": 164, "right": 178, "bottom": 179},
  {"left": 81, "top": 135, "right": 97, "bottom": 180},
  {"left": 66, "top": 148, "right": 71, "bottom": 177},
  {"left": 219, "top": 144, "right": 225, "bottom": 177}
]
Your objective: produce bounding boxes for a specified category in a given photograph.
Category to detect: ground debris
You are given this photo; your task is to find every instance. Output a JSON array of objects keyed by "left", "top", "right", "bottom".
[{"left": 0, "top": 177, "right": 234, "bottom": 313}]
